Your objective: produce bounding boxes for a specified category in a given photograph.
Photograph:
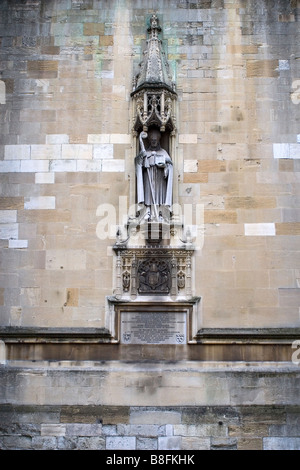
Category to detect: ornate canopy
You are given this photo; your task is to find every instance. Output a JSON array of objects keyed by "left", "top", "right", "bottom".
[{"left": 131, "top": 14, "right": 177, "bottom": 133}]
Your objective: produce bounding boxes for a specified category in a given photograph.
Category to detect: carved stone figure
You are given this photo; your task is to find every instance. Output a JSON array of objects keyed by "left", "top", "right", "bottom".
[
  {"left": 122, "top": 271, "right": 130, "bottom": 292},
  {"left": 135, "top": 128, "right": 173, "bottom": 221}
]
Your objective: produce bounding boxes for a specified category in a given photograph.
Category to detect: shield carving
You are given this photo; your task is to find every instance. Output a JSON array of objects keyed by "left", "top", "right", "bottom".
[
  {"left": 138, "top": 258, "right": 170, "bottom": 294},
  {"left": 148, "top": 263, "right": 159, "bottom": 288}
]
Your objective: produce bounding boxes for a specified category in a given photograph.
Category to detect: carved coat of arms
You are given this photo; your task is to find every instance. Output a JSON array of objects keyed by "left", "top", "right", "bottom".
[{"left": 138, "top": 259, "right": 170, "bottom": 294}]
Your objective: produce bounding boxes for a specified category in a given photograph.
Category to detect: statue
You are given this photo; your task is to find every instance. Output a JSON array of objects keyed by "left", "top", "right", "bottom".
[{"left": 135, "top": 128, "right": 173, "bottom": 221}]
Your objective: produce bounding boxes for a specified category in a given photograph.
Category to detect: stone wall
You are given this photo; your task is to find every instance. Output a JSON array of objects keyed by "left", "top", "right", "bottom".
[
  {"left": 0, "top": 0, "right": 300, "bottom": 451},
  {"left": 1, "top": 362, "right": 300, "bottom": 450},
  {"left": 0, "top": 0, "right": 299, "bottom": 330},
  {"left": 1, "top": 404, "right": 300, "bottom": 450}
]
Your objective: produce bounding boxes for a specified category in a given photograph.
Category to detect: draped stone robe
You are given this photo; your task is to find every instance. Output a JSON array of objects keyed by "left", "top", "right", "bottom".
[{"left": 135, "top": 147, "right": 173, "bottom": 208}]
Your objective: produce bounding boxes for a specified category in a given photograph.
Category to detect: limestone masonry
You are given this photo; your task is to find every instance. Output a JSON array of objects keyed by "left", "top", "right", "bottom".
[{"left": 0, "top": 0, "right": 300, "bottom": 451}]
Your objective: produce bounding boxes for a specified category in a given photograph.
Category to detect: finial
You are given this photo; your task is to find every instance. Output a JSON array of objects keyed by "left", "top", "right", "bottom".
[{"left": 148, "top": 13, "right": 161, "bottom": 34}]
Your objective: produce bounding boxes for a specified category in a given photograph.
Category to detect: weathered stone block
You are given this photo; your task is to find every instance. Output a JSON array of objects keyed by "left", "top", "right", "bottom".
[
  {"left": 183, "top": 173, "right": 208, "bottom": 183},
  {"left": 45, "top": 250, "right": 86, "bottom": 271},
  {"left": 49, "top": 160, "right": 76, "bottom": 172},
  {"left": 4, "top": 145, "right": 30, "bottom": 160},
  {"left": 200, "top": 195, "right": 225, "bottom": 209},
  {"left": 87, "top": 134, "right": 110, "bottom": 144},
  {"left": 204, "top": 210, "right": 237, "bottom": 224},
  {"left": 179, "top": 134, "right": 198, "bottom": 144},
  {"left": 9, "top": 240, "right": 28, "bottom": 249},
  {"left": 263, "top": 437, "right": 300, "bottom": 450},
  {"left": 65, "top": 424, "right": 102, "bottom": 436},
  {"left": 102, "top": 425, "right": 117, "bottom": 436},
  {"left": 226, "top": 197, "right": 276, "bottom": 210},
  {"left": 76, "top": 160, "right": 102, "bottom": 172},
  {"left": 198, "top": 160, "right": 226, "bottom": 172},
  {"left": 35, "top": 173, "right": 55, "bottom": 184},
  {"left": 117, "top": 424, "right": 165, "bottom": 437},
  {"left": 210, "top": 437, "right": 237, "bottom": 450},
  {"left": 46, "top": 134, "right": 69, "bottom": 145},
  {"left": 181, "top": 436, "right": 211, "bottom": 450},
  {"left": 276, "top": 223, "right": 300, "bottom": 235},
  {"left": 24, "top": 197, "right": 55, "bottom": 210},
  {"left": 0, "top": 198, "right": 24, "bottom": 210},
  {"left": 237, "top": 438, "right": 262, "bottom": 450},
  {"left": 31, "top": 145, "right": 61, "bottom": 160},
  {"left": 246, "top": 60, "right": 279, "bottom": 78},
  {"left": 181, "top": 407, "right": 240, "bottom": 425},
  {"left": 0, "top": 161, "right": 21, "bottom": 172},
  {"left": 184, "top": 160, "right": 198, "bottom": 172},
  {"left": 0, "top": 210, "right": 17, "bottom": 223},
  {"left": 83, "top": 23, "right": 105, "bottom": 36},
  {"left": 1, "top": 436, "right": 33, "bottom": 450},
  {"left": 158, "top": 436, "right": 181, "bottom": 450},
  {"left": 99, "top": 36, "right": 114, "bottom": 46},
  {"left": 78, "top": 288, "right": 106, "bottom": 307},
  {"left": 20, "top": 109, "right": 56, "bottom": 122},
  {"left": 41, "top": 424, "right": 66, "bottom": 437},
  {"left": 136, "top": 437, "right": 158, "bottom": 450},
  {"left": 101, "top": 159, "right": 124, "bottom": 172},
  {"left": 60, "top": 405, "right": 100, "bottom": 424},
  {"left": 75, "top": 437, "right": 105, "bottom": 450},
  {"left": 174, "top": 423, "right": 226, "bottom": 438},
  {"left": 18, "top": 209, "right": 71, "bottom": 224},
  {"left": 278, "top": 160, "right": 294, "bottom": 172},
  {"left": 31, "top": 436, "right": 58, "bottom": 450},
  {"left": 27, "top": 60, "right": 58, "bottom": 72},
  {"left": 279, "top": 289, "right": 300, "bottom": 308},
  {"left": 41, "top": 46, "right": 60, "bottom": 55},
  {"left": 110, "top": 134, "right": 131, "bottom": 144},
  {"left": 62, "top": 144, "right": 92, "bottom": 160},
  {"left": 130, "top": 410, "right": 181, "bottom": 425},
  {"left": 93, "top": 144, "right": 114, "bottom": 159},
  {"left": 106, "top": 436, "right": 136, "bottom": 450},
  {"left": 0, "top": 223, "right": 18, "bottom": 240},
  {"left": 21, "top": 160, "right": 49, "bottom": 173},
  {"left": 100, "top": 406, "right": 130, "bottom": 425},
  {"left": 244, "top": 223, "right": 276, "bottom": 236},
  {"left": 227, "top": 45, "right": 258, "bottom": 54}
]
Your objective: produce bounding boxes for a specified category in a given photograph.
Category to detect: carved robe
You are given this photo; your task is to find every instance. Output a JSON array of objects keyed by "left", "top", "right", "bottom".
[{"left": 135, "top": 147, "right": 173, "bottom": 207}]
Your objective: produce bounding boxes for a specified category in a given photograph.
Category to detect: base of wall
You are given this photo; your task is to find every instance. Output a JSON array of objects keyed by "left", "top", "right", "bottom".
[
  {"left": 1, "top": 402, "right": 300, "bottom": 450},
  {"left": 1, "top": 360, "right": 300, "bottom": 450}
]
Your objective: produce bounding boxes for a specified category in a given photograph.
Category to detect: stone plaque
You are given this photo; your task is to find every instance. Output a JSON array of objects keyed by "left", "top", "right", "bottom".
[{"left": 120, "top": 311, "right": 187, "bottom": 345}]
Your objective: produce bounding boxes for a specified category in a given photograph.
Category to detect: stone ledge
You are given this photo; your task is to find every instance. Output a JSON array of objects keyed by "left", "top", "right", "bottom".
[
  {"left": 195, "top": 328, "right": 300, "bottom": 344},
  {"left": 0, "top": 327, "right": 298, "bottom": 362},
  {"left": 0, "top": 327, "right": 112, "bottom": 343}
]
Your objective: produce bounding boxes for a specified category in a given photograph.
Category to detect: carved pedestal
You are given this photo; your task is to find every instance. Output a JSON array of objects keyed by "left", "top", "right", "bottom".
[
  {"left": 108, "top": 221, "right": 200, "bottom": 345},
  {"left": 113, "top": 245, "right": 194, "bottom": 301}
]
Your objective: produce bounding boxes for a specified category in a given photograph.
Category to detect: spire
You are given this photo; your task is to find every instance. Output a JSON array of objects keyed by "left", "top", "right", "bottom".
[
  {"left": 133, "top": 14, "right": 176, "bottom": 94},
  {"left": 131, "top": 14, "right": 177, "bottom": 133}
]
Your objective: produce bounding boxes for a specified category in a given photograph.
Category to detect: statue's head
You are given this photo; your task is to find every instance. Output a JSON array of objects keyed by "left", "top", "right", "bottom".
[{"left": 148, "top": 128, "right": 161, "bottom": 149}]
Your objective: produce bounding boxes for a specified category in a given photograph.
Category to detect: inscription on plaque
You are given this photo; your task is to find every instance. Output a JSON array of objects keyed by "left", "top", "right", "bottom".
[{"left": 120, "top": 311, "right": 187, "bottom": 345}]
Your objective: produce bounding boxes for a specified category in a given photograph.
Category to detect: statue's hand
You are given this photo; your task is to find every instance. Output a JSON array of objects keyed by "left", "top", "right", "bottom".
[
  {"left": 136, "top": 151, "right": 146, "bottom": 165},
  {"left": 166, "top": 156, "right": 173, "bottom": 165}
]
